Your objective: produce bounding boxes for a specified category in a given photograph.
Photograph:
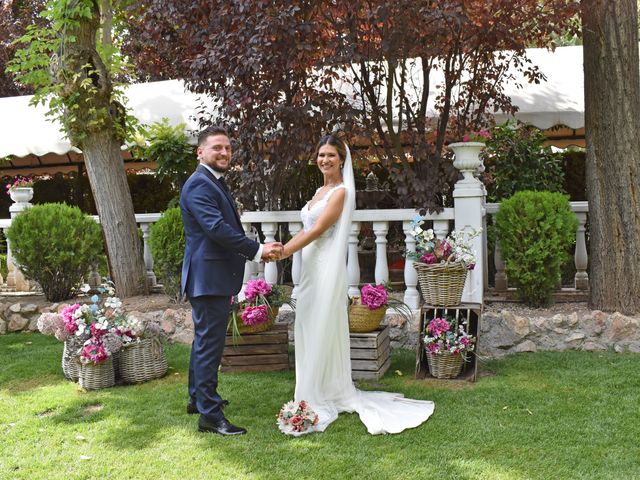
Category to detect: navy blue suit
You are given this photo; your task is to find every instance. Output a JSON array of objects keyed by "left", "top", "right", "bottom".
[{"left": 180, "top": 164, "right": 259, "bottom": 421}]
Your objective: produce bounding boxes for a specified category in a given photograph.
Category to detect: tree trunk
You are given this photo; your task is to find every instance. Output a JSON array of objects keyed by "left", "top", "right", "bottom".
[
  {"left": 582, "top": 0, "right": 640, "bottom": 314},
  {"left": 60, "top": 0, "right": 147, "bottom": 297},
  {"left": 83, "top": 131, "right": 147, "bottom": 296}
]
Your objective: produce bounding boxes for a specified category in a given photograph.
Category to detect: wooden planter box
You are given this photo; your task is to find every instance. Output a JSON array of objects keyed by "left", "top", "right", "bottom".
[
  {"left": 350, "top": 324, "right": 391, "bottom": 380},
  {"left": 221, "top": 323, "right": 290, "bottom": 373}
]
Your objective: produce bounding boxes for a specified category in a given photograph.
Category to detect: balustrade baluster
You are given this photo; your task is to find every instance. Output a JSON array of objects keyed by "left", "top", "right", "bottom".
[
  {"left": 348, "top": 222, "right": 361, "bottom": 297},
  {"left": 262, "top": 222, "right": 278, "bottom": 285},
  {"left": 402, "top": 220, "right": 420, "bottom": 310},
  {"left": 140, "top": 223, "right": 157, "bottom": 288},
  {"left": 373, "top": 221, "right": 389, "bottom": 285},
  {"left": 574, "top": 212, "right": 589, "bottom": 290}
]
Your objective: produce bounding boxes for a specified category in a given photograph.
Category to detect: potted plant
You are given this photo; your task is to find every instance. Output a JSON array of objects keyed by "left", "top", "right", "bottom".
[
  {"left": 5, "top": 175, "right": 34, "bottom": 203},
  {"left": 348, "top": 283, "right": 413, "bottom": 333},
  {"left": 423, "top": 315, "right": 476, "bottom": 379},
  {"left": 407, "top": 219, "right": 481, "bottom": 306},
  {"left": 228, "top": 278, "right": 291, "bottom": 337}
]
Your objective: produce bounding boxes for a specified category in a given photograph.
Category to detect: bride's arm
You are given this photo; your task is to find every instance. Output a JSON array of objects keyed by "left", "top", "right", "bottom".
[{"left": 281, "top": 189, "right": 346, "bottom": 259}]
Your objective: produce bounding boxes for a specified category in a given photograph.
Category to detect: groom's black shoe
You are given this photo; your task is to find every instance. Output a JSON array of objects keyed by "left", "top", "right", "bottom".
[
  {"left": 187, "top": 399, "right": 229, "bottom": 415},
  {"left": 198, "top": 415, "right": 247, "bottom": 435}
]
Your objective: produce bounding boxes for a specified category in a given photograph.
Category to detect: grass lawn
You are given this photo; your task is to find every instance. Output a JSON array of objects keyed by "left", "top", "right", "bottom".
[{"left": 1, "top": 333, "right": 639, "bottom": 480}]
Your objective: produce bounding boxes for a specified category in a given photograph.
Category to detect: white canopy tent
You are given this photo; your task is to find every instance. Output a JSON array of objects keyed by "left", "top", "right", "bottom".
[{"left": 0, "top": 45, "right": 585, "bottom": 175}]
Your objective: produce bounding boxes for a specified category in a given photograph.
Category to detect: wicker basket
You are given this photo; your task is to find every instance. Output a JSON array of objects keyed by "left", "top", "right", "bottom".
[
  {"left": 62, "top": 340, "right": 80, "bottom": 382},
  {"left": 348, "top": 299, "right": 386, "bottom": 333},
  {"left": 119, "top": 338, "right": 168, "bottom": 384},
  {"left": 414, "top": 261, "right": 467, "bottom": 306},
  {"left": 79, "top": 357, "right": 115, "bottom": 390},
  {"left": 426, "top": 351, "right": 464, "bottom": 379},
  {"left": 232, "top": 307, "right": 278, "bottom": 334}
]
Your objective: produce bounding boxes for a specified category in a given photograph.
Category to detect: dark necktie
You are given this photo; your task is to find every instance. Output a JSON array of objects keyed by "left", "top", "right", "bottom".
[{"left": 218, "top": 176, "right": 230, "bottom": 192}]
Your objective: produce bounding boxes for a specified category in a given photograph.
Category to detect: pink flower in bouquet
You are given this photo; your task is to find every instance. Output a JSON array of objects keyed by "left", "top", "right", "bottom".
[
  {"left": 90, "top": 323, "right": 108, "bottom": 338},
  {"left": 81, "top": 341, "right": 109, "bottom": 364},
  {"left": 277, "top": 400, "right": 320, "bottom": 435},
  {"left": 427, "top": 317, "right": 450, "bottom": 337},
  {"left": 426, "top": 342, "right": 441, "bottom": 354},
  {"left": 241, "top": 304, "right": 269, "bottom": 326},
  {"left": 420, "top": 252, "right": 438, "bottom": 264},
  {"left": 61, "top": 304, "right": 81, "bottom": 333},
  {"left": 360, "top": 284, "right": 388, "bottom": 310},
  {"left": 244, "top": 278, "right": 272, "bottom": 302}
]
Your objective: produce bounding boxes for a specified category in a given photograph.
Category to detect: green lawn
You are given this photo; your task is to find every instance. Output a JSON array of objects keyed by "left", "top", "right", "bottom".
[{"left": 1, "top": 333, "right": 639, "bottom": 480}]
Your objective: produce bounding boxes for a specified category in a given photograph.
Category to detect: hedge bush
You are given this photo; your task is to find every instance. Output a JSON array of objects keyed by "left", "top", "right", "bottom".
[
  {"left": 149, "top": 207, "right": 185, "bottom": 302},
  {"left": 495, "top": 191, "right": 578, "bottom": 307},
  {"left": 6, "top": 203, "right": 104, "bottom": 302}
]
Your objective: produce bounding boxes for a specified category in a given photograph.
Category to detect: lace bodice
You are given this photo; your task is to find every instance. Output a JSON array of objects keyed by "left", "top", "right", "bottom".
[{"left": 300, "top": 184, "right": 346, "bottom": 236}]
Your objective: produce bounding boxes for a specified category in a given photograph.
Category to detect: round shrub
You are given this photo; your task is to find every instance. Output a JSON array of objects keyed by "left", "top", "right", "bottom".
[
  {"left": 495, "top": 191, "right": 578, "bottom": 307},
  {"left": 6, "top": 203, "right": 104, "bottom": 302},
  {"left": 149, "top": 207, "right": 185, "bottom": 302}
]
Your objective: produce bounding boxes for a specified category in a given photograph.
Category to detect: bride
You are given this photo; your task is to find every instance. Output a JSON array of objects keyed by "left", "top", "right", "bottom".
[{"left": 279, "top": 134, "right": 434, "bottom": 435}]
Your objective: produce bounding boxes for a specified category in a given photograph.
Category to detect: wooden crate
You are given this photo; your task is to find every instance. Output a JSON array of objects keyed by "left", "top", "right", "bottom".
[
  {"left": 350, "top": 324, "right": 391, "bottom": 380},
  {"left": 221, "top": 323, "right": 290, "bottom": 373},
  {"left": 415, "top": 304, "right": 481, "bottom": 381}
]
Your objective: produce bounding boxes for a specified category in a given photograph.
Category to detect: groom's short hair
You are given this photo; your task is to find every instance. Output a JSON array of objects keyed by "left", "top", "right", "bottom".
[{"left": 198, "top": 125, "right": 229, "bottom": 146}]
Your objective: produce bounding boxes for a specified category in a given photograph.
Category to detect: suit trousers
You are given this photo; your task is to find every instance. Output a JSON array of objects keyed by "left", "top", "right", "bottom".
[{"left": 188, "top": 295, "right": 230, "bottom": 421}]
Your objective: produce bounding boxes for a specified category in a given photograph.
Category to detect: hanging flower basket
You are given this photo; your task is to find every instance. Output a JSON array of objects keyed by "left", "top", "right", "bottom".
[
  {"left": 414, "top": 261, "right": 467, "bottom": 306},
  {"left": 119, "top": 338, "right": 168, "bottom": 384},
  {"left": 79, "top": 357, "right": 115, "bottom": 390},
  {"left": 426, "top": 351, "right": 465, "bottom": 379}
]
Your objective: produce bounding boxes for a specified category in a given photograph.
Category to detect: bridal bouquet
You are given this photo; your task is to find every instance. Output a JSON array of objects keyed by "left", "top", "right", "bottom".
[{"left": 277, "top": 400, "right": 319, "bottom": 436}]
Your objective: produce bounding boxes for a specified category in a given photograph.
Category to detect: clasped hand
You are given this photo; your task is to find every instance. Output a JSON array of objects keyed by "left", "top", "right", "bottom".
[{"left": 261, "top": 242, "right": 285, "bottom": 262}]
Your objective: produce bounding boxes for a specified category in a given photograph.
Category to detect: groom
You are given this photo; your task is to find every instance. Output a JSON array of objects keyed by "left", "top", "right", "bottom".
[{"left": 180, "top": 125, "right": 283, "bottom": 435}]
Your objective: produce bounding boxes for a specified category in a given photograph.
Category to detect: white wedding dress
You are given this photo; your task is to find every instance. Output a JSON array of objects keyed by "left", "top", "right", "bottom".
[{"left": 289, "top": 147, "right": 435, "bottom": 436}]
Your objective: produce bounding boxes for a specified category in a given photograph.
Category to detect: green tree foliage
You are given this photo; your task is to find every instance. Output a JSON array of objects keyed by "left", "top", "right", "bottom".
[
  {"left": 7, "top": 203, "right": 103, "bottom": 301},
  {"left": 482, "top": 122, "right": 566, "bottom": 202},
  {"left": 148, "top": 207, "right": 184, "bottom": 302},
  {"left": 138, "top": 119, "right": 196, "bottom": 190},
  {"left": 495, "top": 191, "right": 578, "bottom": 307}
]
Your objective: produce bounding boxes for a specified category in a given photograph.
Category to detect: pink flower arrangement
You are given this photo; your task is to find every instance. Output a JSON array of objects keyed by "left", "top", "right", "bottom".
[
  {"left": 423, "top": 316, "right": 475, "bottom": 355},
  {"left": 5, "top": 175, "right": 33, "bottom": 194},
  {"left": 81, "top": 341, "right": 109, "bottom": 364},
  {"left": 277, "top": 400, "right": 319, "bottom": 436},
  {"left": 408, "top": 220, "right": 481, "bottom": 270},
  {"left": 241, "top": 304, "right": 269, "bottom": 326},
  {"left": 462, "top": 130, "right": 491, "bottom": 143},
  {"left": 360, "top": 284, "right": 388, "bottom": 310},
  {"left": 244, "top": 278, "right": 272, "bottom": 302},
  {"left": 61, "top": 304, "right": 82, "bottom": 333}
]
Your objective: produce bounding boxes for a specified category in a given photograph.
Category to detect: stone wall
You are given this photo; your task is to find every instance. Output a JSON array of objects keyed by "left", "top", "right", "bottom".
[{"left": 2, "top": 300, "right": 639, "bottom": 358}]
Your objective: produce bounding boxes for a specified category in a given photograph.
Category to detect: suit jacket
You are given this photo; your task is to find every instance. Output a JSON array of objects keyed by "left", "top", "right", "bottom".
[{"left": 180, "top": 164, "right": 259, "bottom": 297}]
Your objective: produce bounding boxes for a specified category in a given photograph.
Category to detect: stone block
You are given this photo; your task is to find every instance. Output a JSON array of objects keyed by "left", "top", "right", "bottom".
[{"left": 8, "top": 313, "right": 28, "bottom": 331}]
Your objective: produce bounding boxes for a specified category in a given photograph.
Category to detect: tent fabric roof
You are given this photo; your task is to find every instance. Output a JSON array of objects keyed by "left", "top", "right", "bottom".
[{"left": 0, "top": 46, "right": 584, "bottom": 160}]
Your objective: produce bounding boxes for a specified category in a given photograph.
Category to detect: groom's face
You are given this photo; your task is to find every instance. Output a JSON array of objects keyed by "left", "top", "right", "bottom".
[{"left": 198, "top": 134, "right": 232, "bottom": 173}]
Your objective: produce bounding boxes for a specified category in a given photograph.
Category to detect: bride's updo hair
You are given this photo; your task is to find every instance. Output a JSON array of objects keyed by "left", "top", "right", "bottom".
[{"left": 313, "top": 134, "right": 347, "bottom": 164}]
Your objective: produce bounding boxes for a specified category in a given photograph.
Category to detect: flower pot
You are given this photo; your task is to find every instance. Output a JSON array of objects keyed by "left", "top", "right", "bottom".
[
  {"left": 426, "top": 351, "right": 464, "bottom": 379},
  {"left": 348, "top": 302, "right": 386, "bottom": 333},
  {"left": 9, "top": 187, "right": 34, "bottom": 204},
  {"left": 119, "top": 338, "right": 168, "bottom": 384},
  {"left": 414, "top": 261, "right": 467, "bottom": 306},
  {"left": 79, "top": 357, "right": 115, "bottom": 390},
  {"left": 449, "top": 142, "right": 485, "bottom": 182}
]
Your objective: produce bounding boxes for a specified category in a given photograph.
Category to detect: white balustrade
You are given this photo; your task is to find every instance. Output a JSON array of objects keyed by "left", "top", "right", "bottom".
[
  {"left": 140, "top": 222, "right": 157, "bottom": 288},
  {"left": 0, "top": 197, "right": 590, "bottom": 305}
]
